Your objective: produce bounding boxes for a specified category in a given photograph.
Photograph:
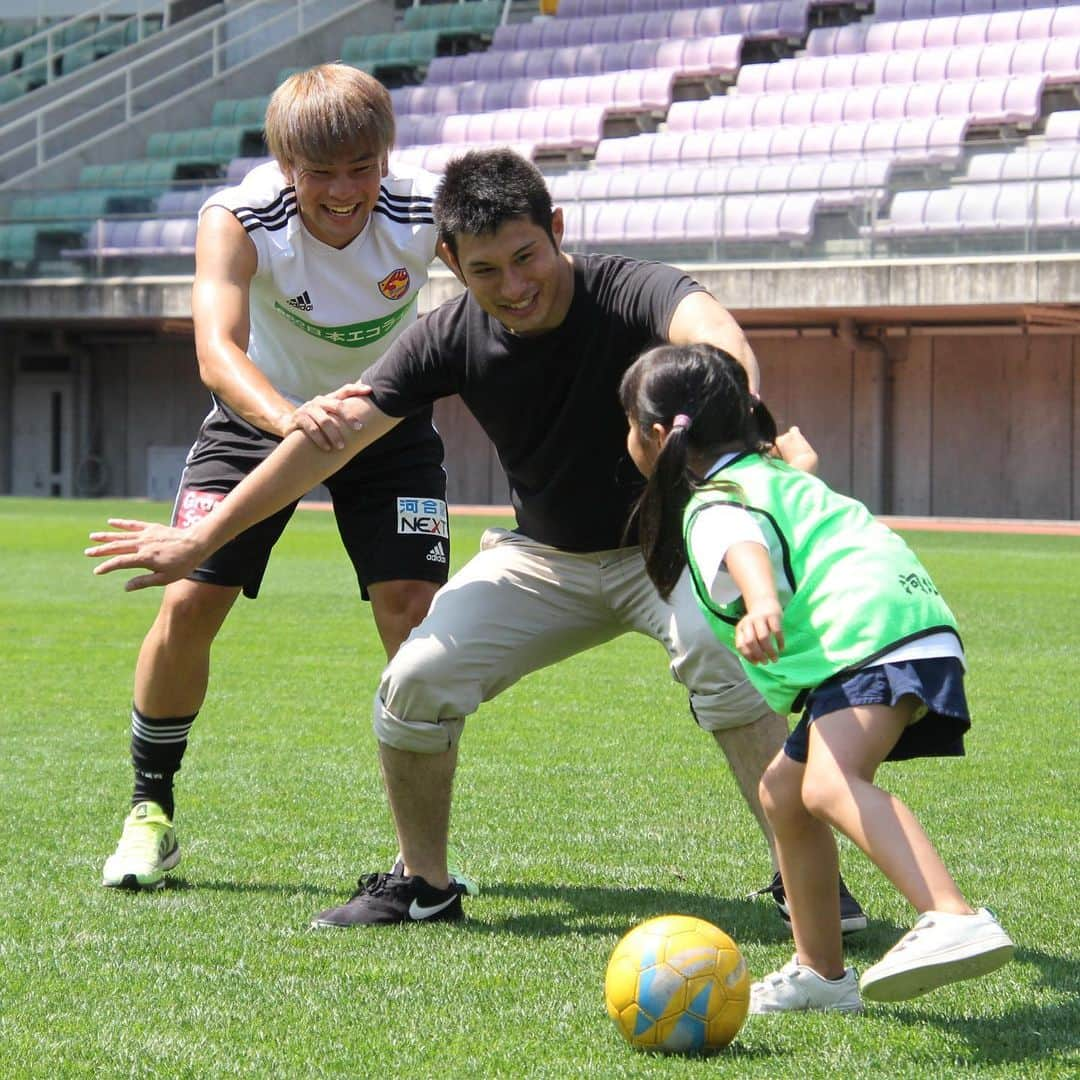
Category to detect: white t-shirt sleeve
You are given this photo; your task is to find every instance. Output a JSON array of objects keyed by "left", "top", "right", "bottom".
[{"left": 687, "top": 504, "right": 768, "bottom": 607}]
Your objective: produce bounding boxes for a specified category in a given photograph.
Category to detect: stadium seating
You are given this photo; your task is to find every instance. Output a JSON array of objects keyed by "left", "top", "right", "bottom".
[
  {"left": 668, "top": 76, "right": 1046, "bottom": 130},
  {"left": 70, "top": 216, "right": 198, "bottom": 261},
  {"left": 591, "top": 115, "right": 972, "bottom": 167},
  {"left": 549, "top": 158, "right": 890, "bottom": 208},
  {"left": 5, "top": 0, "right": 1079, "bottom": 273},
  {"left": 489, "top": 3, "right": 811, "bottom": 51},
  {"left": 391, "top": 68, "right": 678, "bottom": 117},
  {"left": 424, "top": 33, "right": 744, "bottom": 84},
  {"left": 402, "top": 0, "right": 502, "bottom": 41},
  {"left": 0, "top": 13, "right": 163, "bottom": 102},
  {"left": 390, "top": 141, "right": 541, "bottom": 173},
  {"left": 396, "top": 104, "right": 612, "bottom": 152},
  {"left": 735, "top": 38, "right": 1080, "bottom": 92},
  {"left": 805, "top": 5, "right": 1080, "bottom": 55},
  {"left": 562, "top": 192, "right": 822, "bottom": 248},
  {"left": 873, "top": 0, "right": 1074, "bottom": 20},
  {"left": 962, "top": 146, "right": 1080, "bottom": 183},
  {"left": 866, "top": 180, "right": 1080, "bottom": 239},
  {"left": 1045, "top": 109, "right": 1080, "bottom": 140}
]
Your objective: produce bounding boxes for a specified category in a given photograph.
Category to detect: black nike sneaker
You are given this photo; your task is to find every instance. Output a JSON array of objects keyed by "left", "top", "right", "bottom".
[
  {"left": 752, "top": 871, "right": 868, "bottom": 934},
  {"left": 310, "top": 868, "right": 467, "bottom": 928}
]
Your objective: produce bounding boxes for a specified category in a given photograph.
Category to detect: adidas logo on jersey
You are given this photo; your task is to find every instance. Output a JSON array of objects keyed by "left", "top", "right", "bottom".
[
  {"left": 286, "top": 290, "right": 313, "bottom": 312},
  {"left": 426, "top": 542, "right": 447, "bottom": 564}
]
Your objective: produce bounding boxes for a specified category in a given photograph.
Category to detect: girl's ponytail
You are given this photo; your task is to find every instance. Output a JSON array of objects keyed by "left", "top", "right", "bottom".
[{"left": 639, "top": 421, "right": 693, "bottom": 600}]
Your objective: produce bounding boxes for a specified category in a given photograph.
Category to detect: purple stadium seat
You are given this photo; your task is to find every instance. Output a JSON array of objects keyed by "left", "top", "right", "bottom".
[
  {"left": 921, "top": 188, "right": 966, "bottom": 231},
  {"left": 155, "top": 187, "right": 209, "bottom": 215},
  {"left": 957, "top": 184, "right": 1003, "bottom": 230},
  {"left": 1043, "top": 37, "right": 1080, "bottom": 83},
  {"left": 804, "top": 24, "right": 865, "bottom": 56},
  {"left": 159, "top": 218, "right": 198, "bottom": 252},
  {"left": 1051, "top": 7, "right": 1080, "bottom": 39},
  {"left": 964, "top": 153, "right": 1013, "bottom": 182},
  {"left": 1044, "top": 110, "right": 1080, "bottom": 141},
  {"left": 681, "top": 197, "right": 721, "bottom": 241},
  {"left": 1067, "top": 184, "right": 1080, "bottom": 228},
  {"left": 226, "top": 156, "right": 271, "bottom": 182},
  {"left": 1033, "top": 180, "right": 1075, "bottom": 227},
  {"left": 868, "top": 191, "right": 930, "bottom": 237}
]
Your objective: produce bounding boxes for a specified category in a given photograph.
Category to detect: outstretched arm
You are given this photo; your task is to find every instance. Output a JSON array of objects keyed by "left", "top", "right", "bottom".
[
  {"left": 86, "top": 398, "right": 401, "bottom": 590},
  {"left": 724, "top": 541, "right": 785, "bottom": 664}
]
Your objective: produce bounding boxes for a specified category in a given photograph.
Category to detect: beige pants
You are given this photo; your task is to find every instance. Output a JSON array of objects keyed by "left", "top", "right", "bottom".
[{"left": 374, "top": 528, "right": 774, "bottom": 752}]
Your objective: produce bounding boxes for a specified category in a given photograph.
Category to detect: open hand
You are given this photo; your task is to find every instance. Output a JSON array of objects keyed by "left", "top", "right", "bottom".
[{"left": 85, "top": 518, "right": 204, "bottom": 591}]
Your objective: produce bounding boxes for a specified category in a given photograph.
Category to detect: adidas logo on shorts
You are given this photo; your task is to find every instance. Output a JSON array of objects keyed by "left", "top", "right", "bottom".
[{"left": 426, "top": 542, "right": 447, "bottom": 564}]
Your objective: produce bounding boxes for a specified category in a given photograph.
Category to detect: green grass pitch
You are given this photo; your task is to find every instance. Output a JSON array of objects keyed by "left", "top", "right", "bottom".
[{"left": 0, "top": 497, "right": 1076, "bottom": 1078}]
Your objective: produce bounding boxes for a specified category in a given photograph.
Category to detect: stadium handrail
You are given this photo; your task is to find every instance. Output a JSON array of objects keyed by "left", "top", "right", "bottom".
[
  {"left": 0, "top": 0, "right": 369, "bottom": 189},
  {"left": 0, "top": 0, "right": 166, "bottom": 101}
]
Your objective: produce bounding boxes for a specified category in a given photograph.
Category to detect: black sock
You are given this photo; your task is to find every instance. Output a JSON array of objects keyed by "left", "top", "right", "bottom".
[{"left": 130, "top": 706, "right": 195, "bottom": 820}]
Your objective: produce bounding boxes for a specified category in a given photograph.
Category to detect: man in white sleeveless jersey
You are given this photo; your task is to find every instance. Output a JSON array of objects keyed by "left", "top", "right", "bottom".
[{"left": 101, "top": 64, "right": 452, "bottom": 890}]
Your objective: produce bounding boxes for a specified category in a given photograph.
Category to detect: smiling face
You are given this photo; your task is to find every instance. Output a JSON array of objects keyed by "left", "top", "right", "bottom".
[
  {"left": 284, "top": 146, "right": 387, "bottom": 249},
  {"left": 449, "top": 212, "right": 575, "bottom": 337}
]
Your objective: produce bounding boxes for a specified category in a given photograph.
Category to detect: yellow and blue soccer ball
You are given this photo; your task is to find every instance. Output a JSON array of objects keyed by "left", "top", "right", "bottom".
[{"left": 604, "top": 914, "right": 750, "bottom": 1054}]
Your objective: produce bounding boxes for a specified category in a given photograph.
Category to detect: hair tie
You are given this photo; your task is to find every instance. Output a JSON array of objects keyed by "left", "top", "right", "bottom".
[{"left": 672, "top": 414, "right": 692, "bottom": 431}]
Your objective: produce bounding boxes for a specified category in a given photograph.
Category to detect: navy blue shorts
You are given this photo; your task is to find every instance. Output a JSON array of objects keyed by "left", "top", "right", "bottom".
[{"left": 783, "top": 657, "right": 971, "bottom": 764}]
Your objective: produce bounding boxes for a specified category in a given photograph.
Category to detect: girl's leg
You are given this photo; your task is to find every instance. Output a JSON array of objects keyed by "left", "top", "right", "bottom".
[
  {"left": 759, "top": 750, "right": 845, "bottom": 978},
  {"left": 801, "top": 700, "right": 971, "bottom": 916}
]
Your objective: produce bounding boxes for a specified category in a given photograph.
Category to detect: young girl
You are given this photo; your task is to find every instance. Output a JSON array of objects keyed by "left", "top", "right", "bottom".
[{"left": 619, "top": 342, "right": 1014, "bottom": 1013}]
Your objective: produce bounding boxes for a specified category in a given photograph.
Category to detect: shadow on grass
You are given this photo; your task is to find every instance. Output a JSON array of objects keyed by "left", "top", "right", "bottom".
[
  {"left": 884, "top": 946, "right": 1079, "bottom": 1065},
  {"left": 153, "top": 876, "right": 329, "bottom": 897},
  {"left": 460, "top": 880, "right": 796, "bottom": 943}
]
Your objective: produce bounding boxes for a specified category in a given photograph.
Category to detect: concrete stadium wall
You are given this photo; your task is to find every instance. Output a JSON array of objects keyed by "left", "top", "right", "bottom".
[{"left": 1, "top": 318, "right": 1076, "bottom": 518}]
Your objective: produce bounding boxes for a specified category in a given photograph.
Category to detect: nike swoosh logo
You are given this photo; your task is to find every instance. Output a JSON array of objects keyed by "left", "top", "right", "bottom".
[{"left": 408, "top": 895, "right": 458, "bottom": 920}]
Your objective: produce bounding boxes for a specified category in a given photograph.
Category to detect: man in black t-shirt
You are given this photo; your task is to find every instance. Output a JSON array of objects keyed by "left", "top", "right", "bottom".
[{"left": 88, "top": 150, "right": 865, "bottom": 934}]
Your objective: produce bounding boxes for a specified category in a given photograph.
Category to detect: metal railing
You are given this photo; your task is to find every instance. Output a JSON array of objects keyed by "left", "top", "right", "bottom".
[
  {"left": 0, "top": 0, "right": 167, "bottom": 100},
  {"left": 0, "top": 0, "right": 366, "bottom": 187}
]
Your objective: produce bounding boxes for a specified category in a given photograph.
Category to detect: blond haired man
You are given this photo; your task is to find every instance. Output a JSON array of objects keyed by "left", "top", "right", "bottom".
[{"left": 102, "top": 64, "right": 451, "bottom": 889}]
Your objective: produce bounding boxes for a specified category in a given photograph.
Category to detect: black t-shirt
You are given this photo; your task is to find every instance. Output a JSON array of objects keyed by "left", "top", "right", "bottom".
[{"left": 364, "top": 253, "right": 702, "bottom": 550}]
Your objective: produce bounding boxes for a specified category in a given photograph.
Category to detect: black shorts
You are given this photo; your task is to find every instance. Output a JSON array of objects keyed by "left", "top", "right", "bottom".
[{"left": 173, "top": 400, "right": 450, "bottom": 600}]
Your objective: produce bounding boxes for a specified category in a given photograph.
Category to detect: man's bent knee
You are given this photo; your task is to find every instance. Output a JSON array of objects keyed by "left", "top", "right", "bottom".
[
  {"left": 691, "top": 681, "right": 778, "bottom": 733},
  {"left": 373, "top": 691, "right": 464, "bottom": 753}
]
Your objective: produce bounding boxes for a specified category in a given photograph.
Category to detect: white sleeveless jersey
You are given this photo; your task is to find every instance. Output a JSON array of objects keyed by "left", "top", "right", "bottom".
[{"left": 201, "top": 161, "right": 439, "bottom": 403}]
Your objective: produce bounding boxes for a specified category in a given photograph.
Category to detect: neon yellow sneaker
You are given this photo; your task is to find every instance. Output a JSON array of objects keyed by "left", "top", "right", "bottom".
[{"left": 102, "top": 801, "right": 180, "bottom": 890}]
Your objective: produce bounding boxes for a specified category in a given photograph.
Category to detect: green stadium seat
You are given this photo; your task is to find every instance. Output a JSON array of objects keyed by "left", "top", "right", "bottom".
[
  {"left": 146, "top": 127, "right": 262, "bottom": 164},
  {"left": 341, "top": 29, "right": 439, "bottom": 74},
  {"left": 0, "top": 223, "right": 39, "bottom": 266},
  {"left": 211, "top": 96, "right": 269, "bottom": 128},
  {"left": 79, "top": 158, "right": 219, "bottom": 195},
  {"left": 0, "top": 74, "right": 27, "bottom": 102},
  {"left": 403, "top": 1, "right": 501, "bottom": 38}
]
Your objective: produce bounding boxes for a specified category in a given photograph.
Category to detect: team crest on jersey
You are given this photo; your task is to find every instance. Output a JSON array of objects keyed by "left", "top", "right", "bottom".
[
  {"left": 378, "top": 267, "right": 410, "bottom": 301},
  {"left": 397, "top": 497, "right": 448, "bottom": 538}
]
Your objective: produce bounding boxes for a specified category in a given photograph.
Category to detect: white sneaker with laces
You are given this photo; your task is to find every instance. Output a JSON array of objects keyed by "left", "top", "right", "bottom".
[
  {"left": 750, "top": 955, "right": 864, "bottom": 1014},
  {"left": 860, "top": 907, "right": 1014, "bottom": 1002}
]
